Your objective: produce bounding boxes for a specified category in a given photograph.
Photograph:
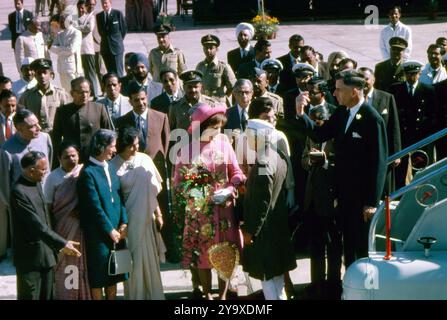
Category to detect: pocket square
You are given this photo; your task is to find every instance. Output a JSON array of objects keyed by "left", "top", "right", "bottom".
[
  {"left": 381, "top": 108, "right": 388, "bottom": 115},
  {"left": 352, "top": 132, "right": 362, "bottom": 139}
]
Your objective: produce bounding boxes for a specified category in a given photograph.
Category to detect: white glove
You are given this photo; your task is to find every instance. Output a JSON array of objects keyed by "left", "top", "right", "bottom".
[
  {"left": 286, "top": 190, "right": 295, "bottom": 209},
  {"left": 212, "top": 188, "right": 233, "bottom": 205}
]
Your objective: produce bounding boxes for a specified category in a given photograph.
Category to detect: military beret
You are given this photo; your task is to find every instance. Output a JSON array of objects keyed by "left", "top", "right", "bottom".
[
  {"left": 261, "top": 58, "right": 284, "bottom": 72},
  {"left": 179, "top": 70, "right": 203, "bottom": 84},
  {"left": 402, "top": 61, "right": 423, "bottom": 74},
  {"left": 292, "top": 63, "right": 316, "bottom": 77},
  {"left": 30, "top": 58, "right": 53, "bottom": 71},
  {"left": 201, "top": 34, "right": 220, "bottom": 47},
  {"left": 153, "top": 24, "right": 171, "bottom": 35},
  {"left": 389, "top": 36, "right": 408, "bottom": 50}
]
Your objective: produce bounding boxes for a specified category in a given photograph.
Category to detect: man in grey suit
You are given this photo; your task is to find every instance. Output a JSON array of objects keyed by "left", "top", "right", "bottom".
[
  {"left": 52, "top": 77, "right": 112, "bottom": 163},
  {"left": 97, "top": 72, "right": 132, "bottom": 129}
]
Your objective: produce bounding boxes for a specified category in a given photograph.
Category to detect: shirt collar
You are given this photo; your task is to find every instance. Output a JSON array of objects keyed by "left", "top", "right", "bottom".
[
  {"left": 269, "top": 83, "right": 279, "bottom": 91},
  {"left": 407, "top": 81, "right": 418, "bottom": 89},
  {"left": 237, "top": 104, "right": 249, "bottom": 117},
  {"left": 390, "top": 21, "right": 402, "bottom": 29},
  {"left": 289, "top": 52, "right": 300, "bottom": 64},
  {"left": 89, "top": 156, "right": 107, "bottom": 167},
  {"left": 37, "top": 84, "right": 55, "bottom": 96},
  {"left": 107, "top": 94, "right": 121, "bottom": 104},
  {"left": 159, "top": 44, "right": 174, "bottom": 53},
  {"left": 348, "top": 98, "right": 364, "bottom": 116},
  {"left": 133, "top": 108, "right": 148, "bottom": 120},
  {"left": 367, "top": 88, "right": 374, "bottom": 99},
  {"left": 0, "top": 112, "right": 15, "bottom": 121},
  {"left": 240, "top": 45, "right": 250, "bottom": 52}
]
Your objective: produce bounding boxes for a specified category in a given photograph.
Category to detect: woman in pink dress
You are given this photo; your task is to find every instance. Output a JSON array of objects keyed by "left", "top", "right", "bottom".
[{"left": 173, "top": 103, "right": 245, "bottom": 300}]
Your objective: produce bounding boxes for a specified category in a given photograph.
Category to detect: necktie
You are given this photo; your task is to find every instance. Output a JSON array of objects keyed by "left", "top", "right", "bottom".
[
  {"left": 343, "top": 108, "right": 351, "bottom": 133},
  {"left": 17, "top": 12, "right": 22, "bottom": 33},
  {"left": 409, "top": 84, "right": 415, "bottom": 96},
  {"left": 5, "top": 118, "right": 12, "bottom": 140},
  {"left": 241, "top": 109, "right": 248, "bottom": 131},
  {"left": 137, "top": 116, "right": 147, "bottom": 151},
  {"left": 432, "top": 70, "right": 438, "bottom": 80}
]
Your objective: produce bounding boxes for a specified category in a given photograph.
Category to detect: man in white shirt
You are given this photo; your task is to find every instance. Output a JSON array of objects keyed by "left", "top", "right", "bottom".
[
  {"left": 50, "top": 14, "right": 83, "bottom": 93},
  {"left": 419, "top": 43, "right": 447, "bottom": 85},
  {"left": 12, "top": 57, "right": 37, "bottom": 99},
  {"left": 14, "top": 18, "right": 49, "bottom": 74},
  {"left": 380, "top": 6, "right": 412, "bottom": 60}
]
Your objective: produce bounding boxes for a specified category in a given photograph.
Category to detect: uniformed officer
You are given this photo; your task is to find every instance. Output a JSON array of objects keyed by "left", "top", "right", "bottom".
[
  {"left": 261, "top": 58, "right": 286, "bottom": 97},
  {"left": 19, "top": 58, "right": 70, "bottom": 134},
  {"left": 250, "top": 68, "right": 284, "bottom": 119},
  {"left": 390, "top": 61, "right": 438, "bottom": 189},
  {"left": 168, "top": 70, "right": 217, "bottom": 131},
  {"left": 374, "top": 36, "right": 407, "bottom": 93},
  {"left": 148, "top": 24, "right": 187, "bottom": 82},
  {"left": 196, "top": 34, "right": 236, "bottom": 105}
]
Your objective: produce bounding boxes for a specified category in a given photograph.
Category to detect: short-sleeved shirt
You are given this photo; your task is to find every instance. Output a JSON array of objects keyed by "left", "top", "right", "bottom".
[
  {"left": 148, "top": 44, "right": 187, "bottom": 82},
  {"left": 19, "top": 84, "right": 70, "bottom": 133},
  {"left": 196, "top": 58, "right": 236, "bottom": 103}
]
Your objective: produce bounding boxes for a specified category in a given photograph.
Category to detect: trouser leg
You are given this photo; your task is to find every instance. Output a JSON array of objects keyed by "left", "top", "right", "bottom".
[
  {"left": 0, "top": 202, "right": 8, "bottom": 258},
  {"left": 81, "top": 54, "right": 101, "bottom": 98},
  {"left": 17, "top": 271, "right": 42, "bottom": 300}
]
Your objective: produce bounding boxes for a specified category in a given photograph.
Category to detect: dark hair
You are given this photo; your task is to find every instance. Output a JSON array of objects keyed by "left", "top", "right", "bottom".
[
  {"left": 309, "top": 104, "right": 330, "bottom": 121},
  {"left": 389, "top": 5, "right": 401, "bottom": 14},
  {"left": 20, "top": 151, "right": 46, "bottom": 169},
  {"left": 0, "top": 76, "right": 12, "bottom": 85},
  {"left": 58, "top": 140, "right": 80, "bottom": 158},
  {"left": 89, "top": 129, "right": 116, "bottom": 157},
  {"left": 0, "top": 89, "right": 16, "bottom": 101},
  {"left": 301, "top": 45, "right": 315, "bottom": 54},
  {"left": 13, "top": 108, "right": 34, "bottom": 127},
  {"left": 358, "top": 66, "right": 374, "bottom": 74},
  {"left": 101, "top": 72, "right": 120, "bottom": 86},
  {"left": 436, "top": 37, "right": 447, "bottom": 45},
  {"left": 199, "top": 113, "right": 227, "bottom": 136},
  {"left": 289, "top": 34, "right": 304, "bottom": 44},
  {"left": 159, "top": 68, "right": 177, "bottom": 80},
  {"left": 308, "top": 77, "right": 328, "bottom": 93},
  {"left": 334, "top": 69, "right": 365, "bottom": 89},
  {"left": 77, "top": 0, "right": 87, "bottom": 6},
  {"left": 338, "top": 57, "right": 358, "bottom": 70},
  {"left": 248, "top": 97, "right": 274, "bottom": 119},
  {"left": 70, "top": 76, "right": 90, "bottom": 91},
  {"left": 116, "top": 126, "right": 140, "bottom": 154},
  {"left": 427, "top": 43, "right": 446, "bottom": 56},
  {"left": 50, "top": 14, "right": 60, "bottom": 23},
  {"left": 254, "top": 39, "right": 271, "bottom": 53},
  {"left": 316, "top": 52, "right": 324, "bottom": 61}
]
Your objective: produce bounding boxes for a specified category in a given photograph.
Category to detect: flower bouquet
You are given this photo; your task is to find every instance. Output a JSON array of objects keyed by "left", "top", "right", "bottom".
[
  {"left": 158, "top": 12, "right": 176, "bottom": 31},
  {"left": 251, "top": 13, "right": 279, "bottom": 40}
]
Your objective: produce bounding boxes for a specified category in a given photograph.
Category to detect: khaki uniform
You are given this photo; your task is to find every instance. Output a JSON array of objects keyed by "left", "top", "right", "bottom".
[
  {"left": 148, "top": 45, "right": 187, "bottom": 82},
  {"left": 19, "top": 84, "right": 70, "bottom": 133},
  {"left": 261, "top": 91, "right": 284, "bottom": 118},
  {"left": 168, "top": 94, "right": 217, "bottom": 131},
  {"left": 196, "top": 58, "right": 236, "bottom": 103}
]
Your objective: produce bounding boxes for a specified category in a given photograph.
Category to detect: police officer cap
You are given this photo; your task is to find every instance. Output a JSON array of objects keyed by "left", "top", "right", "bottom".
[
  {"left": 402, "top": 61, "right": 423, "bottom": 74},
  {"left": 389, "top": 36, "right": 408, "bottom": 50},
  {"left": 179, "top": 70, "right": 203, "bottom": 84},
  {"left": 261, "top": 58, "right": 284, "bottom": 72},
  {"left": 30, "top": 58, "right": 53, "bottom": 71},
  {"left": 201, "top": 34, "right": 220, "bottom": 47},
  {"left": 153, "top": 24, "right": 171, "bottom": 35},
  {"left": 292, "top": 63, "right": 316, "bottom": 77}
]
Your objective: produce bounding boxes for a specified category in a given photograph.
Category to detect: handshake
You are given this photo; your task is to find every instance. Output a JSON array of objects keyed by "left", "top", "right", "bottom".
[{"left": 212, "top": 188, "right": 233, "bottom": 205}]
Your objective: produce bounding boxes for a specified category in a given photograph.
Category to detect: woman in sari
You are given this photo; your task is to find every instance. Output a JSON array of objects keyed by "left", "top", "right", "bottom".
[
  {"left": 44, "top": 141, "right": 91, "bottom": 300},
  {"left": 111, "top": 126, "right": 165, "bottom": 300},
  {"left": 173, "top": 103, "right": 245, "bottom": 300}
]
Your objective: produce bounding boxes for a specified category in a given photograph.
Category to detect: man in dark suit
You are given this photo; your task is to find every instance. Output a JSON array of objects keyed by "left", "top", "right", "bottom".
[
  {"left": 52, "top": 77, "right": 112, "bottom": 164},
  {"left": 10, "top": 151, "right": 81, "bottom": 300},
  {"left": 434, "top": 78, "right": 447, "bottom": 159},
  {"left": 374, "top": 37, "right": 407, "bottom": 93},
  {"left": 225, "top": 78, "right": 253, "bottom": 133},
  {"left": 227, "top": 22, "right": 255, "bottom": 78},
  {"left": 237, "top": 39, "right": 272, "bottom": 80},
  {"left": 96, "top": 0, "right": 127, "bottom": 77},
  {"left": 278, "top": 34, "right": 305, "bottom": 92},
  {"left": 150, "top": 68, "right": 184, "bottom": 115},
  {"left": 390, "top": 61, "right": 439, "bottom": 189},
  {"left": 8, "top": 0, "right": 33, "bottom": 50},
  {"left": 296, "top": 69, "right": 388, "bottom": 268}
]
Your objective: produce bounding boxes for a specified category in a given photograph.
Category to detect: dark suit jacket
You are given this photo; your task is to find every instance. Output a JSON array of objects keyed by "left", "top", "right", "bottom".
[
  {"left": 116, "top": 109, "right": 170, "bottom": 160},
  {"left": 150, "top": 90, "right": 184, "bottom": 115},
  {"left": 227, "top": 46, "right": 255, "bottom": 78},
  {"left": 8, "top": 10, "right": 33, "bottom": 49},
  {"left": 225, "top": 105, "right": 244, "bottom": 131},
  {"left": 52, "top": 101, "right": 112, "bottom": 163},
  {"left": 390, "top": 81, "right": 438, "bottom": 148},
  {"left": 374, "top": 59, "right": 405, "bottom": 93},
  {"left": 10, "top": 176, "right": 66, "bottom": 274},
  {"left": 237, "top": 60, "right": 257, "bottom": 80},
  {"left": 96, "top": 9, "right": 127, "bottom": 55},
  {"left": 277, "top": 53, "right": 296, "bottom": 93},
  {"left": 370, "top": 89, "right": 401, "bottom": 156},
  {"left": 299, "top": 103, "right": 388, "bottom": 209}
]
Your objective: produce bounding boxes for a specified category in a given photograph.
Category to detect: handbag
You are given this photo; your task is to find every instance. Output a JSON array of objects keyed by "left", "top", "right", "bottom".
[{"left": 108, "top": 239, "right": 133, "bottom": 276}]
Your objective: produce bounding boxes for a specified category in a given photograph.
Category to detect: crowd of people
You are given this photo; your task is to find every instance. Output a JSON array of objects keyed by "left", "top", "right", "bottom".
[{"left": 0, "top": 0, "right": 447, "bottom": 301}]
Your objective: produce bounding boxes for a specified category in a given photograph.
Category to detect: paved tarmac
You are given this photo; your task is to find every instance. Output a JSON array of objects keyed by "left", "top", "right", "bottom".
[{"left": 0, "top": 0, "right": 446, "bottom": 300}]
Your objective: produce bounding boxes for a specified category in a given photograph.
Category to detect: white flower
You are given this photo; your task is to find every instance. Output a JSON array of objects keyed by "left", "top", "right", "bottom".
[{"left": 355, "top": 113, "right": 362, "bottom": 120}]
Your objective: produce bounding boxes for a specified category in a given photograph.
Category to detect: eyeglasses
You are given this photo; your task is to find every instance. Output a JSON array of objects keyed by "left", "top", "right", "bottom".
[{"left": 308, "top": 91, "right": 322, "bottom": 96}]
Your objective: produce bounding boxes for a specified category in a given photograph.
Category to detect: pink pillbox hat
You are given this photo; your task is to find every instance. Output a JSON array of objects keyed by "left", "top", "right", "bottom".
[{"left": 188, "top": 103, "right": 227, "bottom": 134}]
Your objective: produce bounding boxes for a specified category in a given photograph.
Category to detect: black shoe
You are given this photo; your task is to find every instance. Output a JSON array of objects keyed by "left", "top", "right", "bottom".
[{"left": 191, "top": 288, "right": 204, "bottom": 300}]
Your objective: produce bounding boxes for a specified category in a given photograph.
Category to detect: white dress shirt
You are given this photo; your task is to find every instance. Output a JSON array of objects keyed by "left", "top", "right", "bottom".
[
  {"left": 380, "top": 21, "right": 413, "bottom": 60},
  {"left": 345, "top": 98, "right": 364, "bottom": 133},
  {"left": 419, "top": 64, "right": 447, "bottom": 85}
]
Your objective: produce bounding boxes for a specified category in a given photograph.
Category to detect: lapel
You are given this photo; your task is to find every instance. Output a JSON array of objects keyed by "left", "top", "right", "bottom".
[
  {"left": 147, "top": 109, "right": 160, "bottom": 140},
  {"left": 344, "top": 104, "right": 366, "bottom": 138}
]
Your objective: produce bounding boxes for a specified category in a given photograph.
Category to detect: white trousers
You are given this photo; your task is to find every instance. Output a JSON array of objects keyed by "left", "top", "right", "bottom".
[{"left": 261, "top": 275, "right": 287, "bottom": 300}]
